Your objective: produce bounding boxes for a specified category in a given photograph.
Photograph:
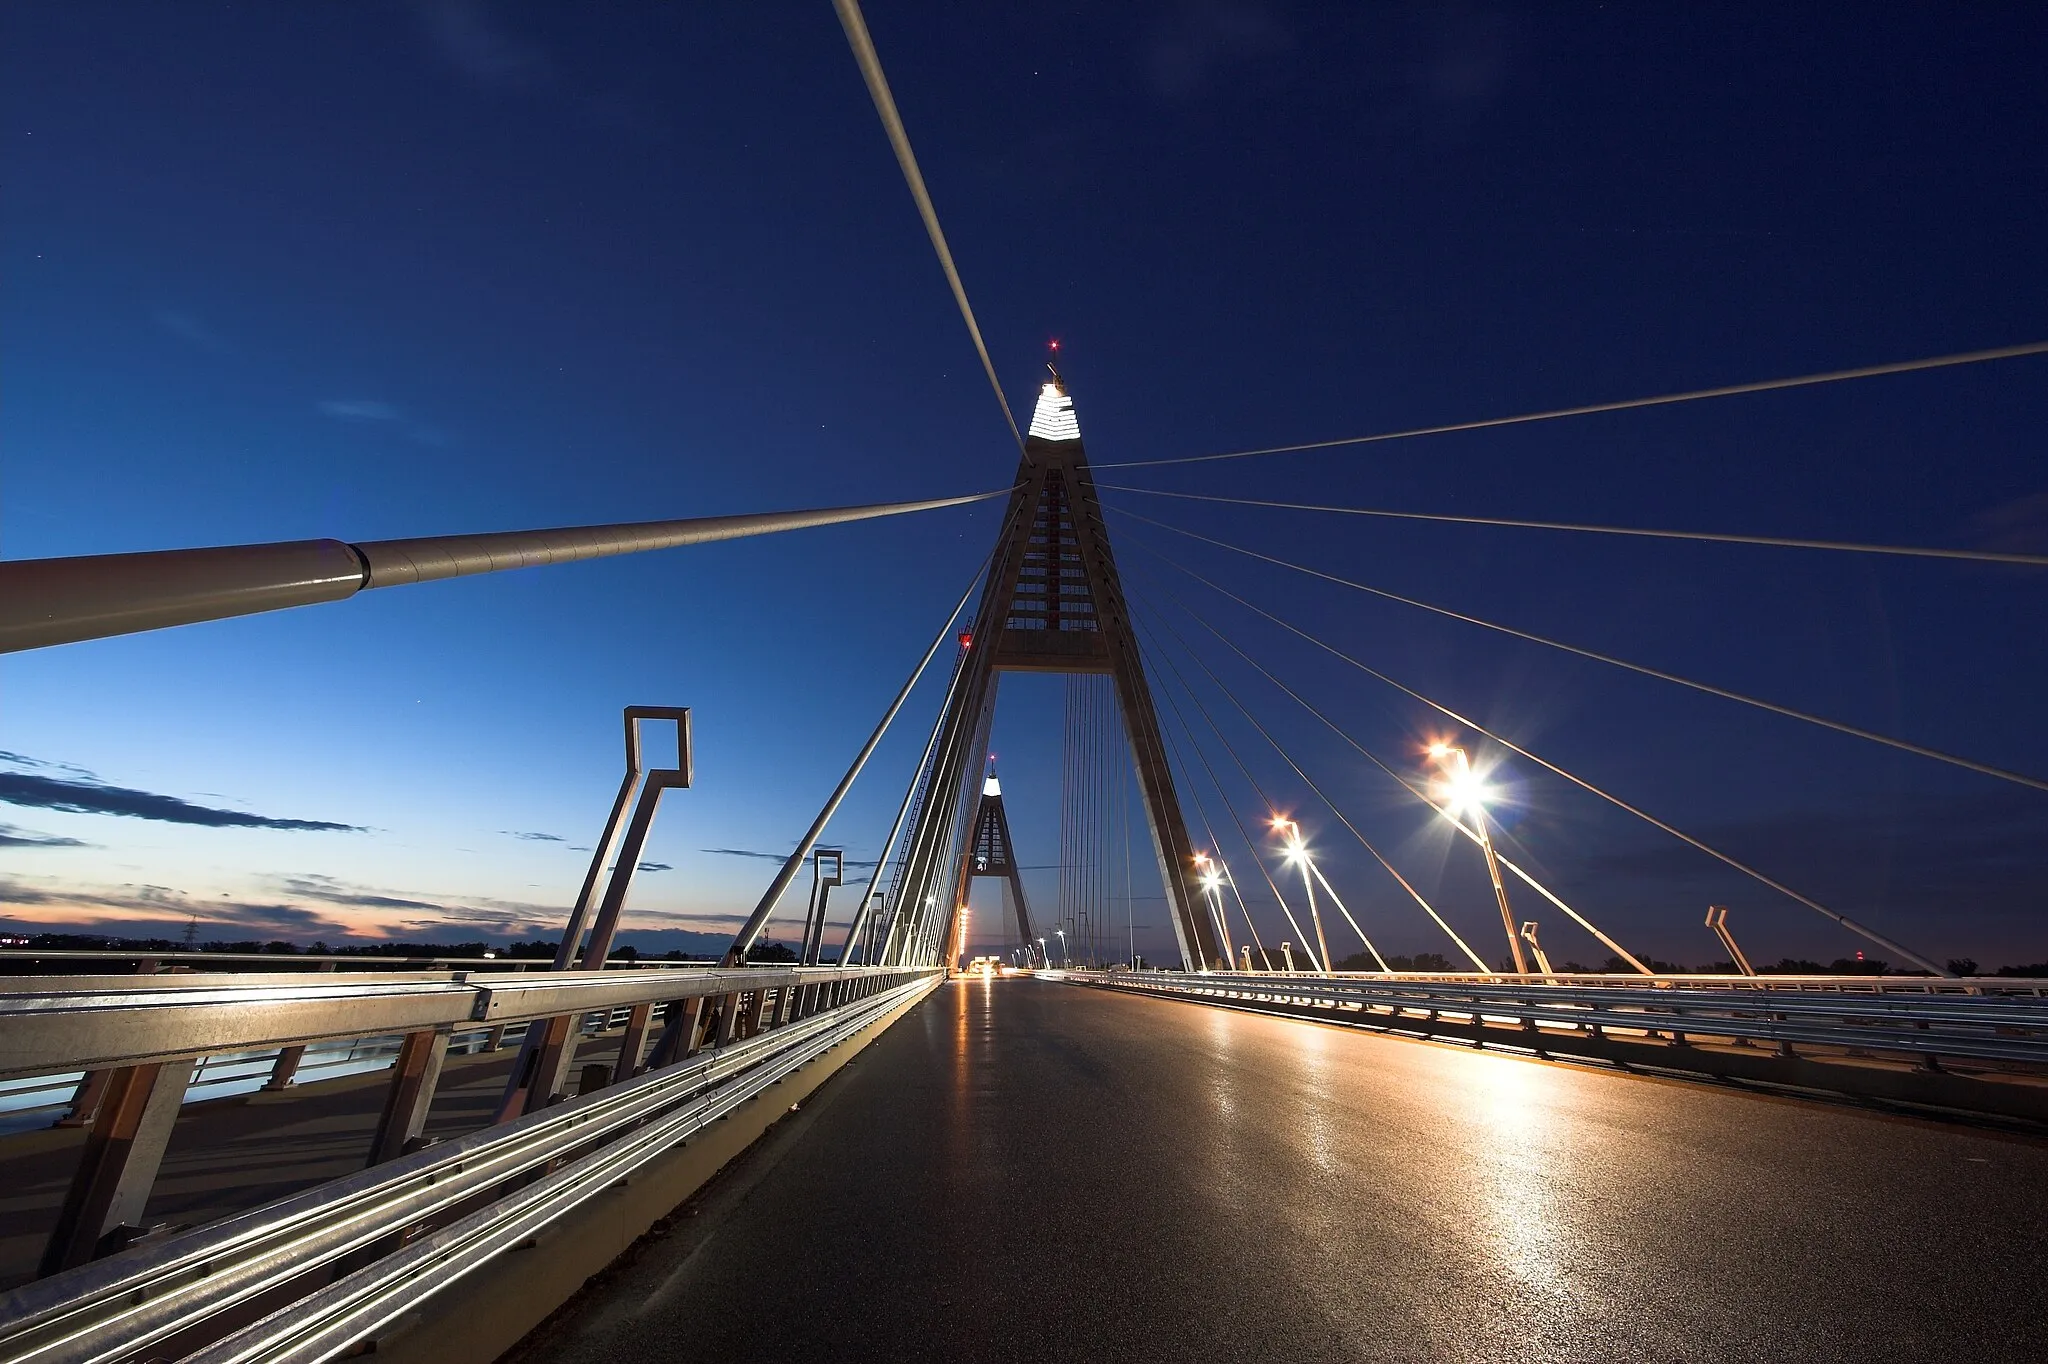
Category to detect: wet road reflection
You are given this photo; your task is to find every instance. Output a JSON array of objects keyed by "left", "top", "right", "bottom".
[{"left": 522, "top": 979, "right": 2048, "bottom": 1364}]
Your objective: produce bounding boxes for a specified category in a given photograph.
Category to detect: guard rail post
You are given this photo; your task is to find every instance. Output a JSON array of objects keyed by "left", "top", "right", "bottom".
[
  {"left": 39, "top": 1057, "right": 198, "bottom": 1275},
  {"left": 263, "top": 961, "right": 339, "bottom": 1091},
  {"left": 613, "top": 1003, "right": 655, "bottom": 1081},
  {"left": 54, "top": 957, "right": 164, "bottom": 1127},
  {"left": 368, "top": 1027, "right": 452, "bottom": 1164},
  {"left": 262, "top": 1046, "right": 308, "bottom": 1092}
]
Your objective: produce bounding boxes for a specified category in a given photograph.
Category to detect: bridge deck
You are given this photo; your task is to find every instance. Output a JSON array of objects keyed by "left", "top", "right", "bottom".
[{"left": 516, "top": 978, "right": 2048, "bottom": 1363}]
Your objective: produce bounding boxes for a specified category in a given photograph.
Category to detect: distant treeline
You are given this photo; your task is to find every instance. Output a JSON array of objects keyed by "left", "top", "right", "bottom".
[{"left": 0, "top": 932, "right": 812, "bottom": 965}]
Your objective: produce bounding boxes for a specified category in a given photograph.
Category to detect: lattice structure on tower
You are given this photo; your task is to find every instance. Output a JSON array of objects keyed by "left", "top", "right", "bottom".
[{"left": 881, "top": 367, "right": 1224, "bottom": 971}]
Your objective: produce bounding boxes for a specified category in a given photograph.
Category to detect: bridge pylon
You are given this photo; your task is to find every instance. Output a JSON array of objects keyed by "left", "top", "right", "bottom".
[
  {"left": 945, "top": 762, "right": 1036, "bottom": 968},
  {"left": 886, "top": 368, "right": 1224, "bottom": 971}
]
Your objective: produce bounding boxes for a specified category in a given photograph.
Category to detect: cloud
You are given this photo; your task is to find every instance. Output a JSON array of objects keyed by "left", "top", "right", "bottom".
[
  {"left": 0, "top": 875, "right": 356, "bottom": 937},
  {"left": 317, "top": 399, "right": 403, "bottom": 422},
  {"left": 502, "top": 830, "right": 565, "bottom": 842},
  {"left": 1972, "top": 491, "right": 2048, "bottom": 559},
  {"left": 1143, "top": 2, "right": 1295, "bottom": 101},
  {"left": 0, "top": 764, "right": 362, "bottom": 833},
  {"left": 316, "top": 400, "right": 449, "bottom": 447},
  {"left": 0, "top": 751, "right": 100, "bottom": 781},
  {"left": 154, "top": 310, "right": 231, "bottom": 354},
  {"left": 0, "top": 823, "right": 89, "bottom": 849},
  {"left": 2, "top": 868, "right": 578, "bottom": 944},
  {"left": 277, "top": 873, "right": 557, "bottom": 916},
  {"left": 637, "top": 862, "right": 672, "bottom": 872},
  {"left": 416, "top": 0, "right": 555, "bottom": 91},
  {"left": 278, "top": 875, "right": 445, "bottom": 911},
  {"left": 701, "top": 847, "right": 881, "bottom": 869}
]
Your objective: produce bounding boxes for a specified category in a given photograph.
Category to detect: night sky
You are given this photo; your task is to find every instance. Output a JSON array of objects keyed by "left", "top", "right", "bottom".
[{"left": 4, "top": 3, "right": 2045, "bottom": 971}]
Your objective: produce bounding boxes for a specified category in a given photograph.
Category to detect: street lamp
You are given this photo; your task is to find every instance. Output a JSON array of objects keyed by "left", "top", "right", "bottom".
[
  {"left": 1429, "top": 743, "right": 1526, "bottom": 975},
  {"left": 1192, "top": 851, "right": 1233, "bottom": 971},
  {"left": 1037, "top": 936, "right": 1047, "bottom": 970},
  {"left": 1054, "top": 928, "right": 1068, "bottom": 967},
  {"left": 1270, "top": 817, "right": 1330, "bottom": 974}
]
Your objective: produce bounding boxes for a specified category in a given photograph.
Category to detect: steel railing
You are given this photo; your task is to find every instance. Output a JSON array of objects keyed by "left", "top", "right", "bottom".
[
  {"left": 1083, "top": 970, "right": 2048, "bottom": 1068},
  {"left": 0, "top": 971, "right": 938, "bottom": 1364},
  {"left": 0, "top": 963, "right": 918, "bottom": 1082},
  {"left": 0, "top": 949, "right": 710, "bottom": 974}
]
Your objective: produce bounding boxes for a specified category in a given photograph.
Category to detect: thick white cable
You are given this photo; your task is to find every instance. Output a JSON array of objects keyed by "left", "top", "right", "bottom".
[
  {"left": 1151, "top": 647, "right": 1276, "bottom": 966},
  {"left": 1096, "top": 339, "right": 2048, "bottom": 470},
  {"left": 832, "top": 0, "right": 1023, "bottom": 452},
  {"left": 1306, "top": 859, "right": 1390, "bottom": 972},
  {"left": 1139, "top": 620, "right": 1326, "bottom": 971},
  {"left": 1095, "top": 484, "right": 2048, "bottom": 569},
  {"left": 1136, "top": 538, "right": 1952, "bottom": 977},
  {"left": 1137, "top": 603, "right": 1487, "bottom": 973},
  {"left": 1138, "top": 570, "right": 1616, "bottom": 973},
  {"left": 1114, "top": 505, "right": 2048, "bottom": 797}
]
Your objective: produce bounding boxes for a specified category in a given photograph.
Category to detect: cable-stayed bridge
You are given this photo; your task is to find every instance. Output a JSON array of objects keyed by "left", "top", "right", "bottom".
[{"left": 5, "top": 5, "right": 2048, "bottom": 1362}]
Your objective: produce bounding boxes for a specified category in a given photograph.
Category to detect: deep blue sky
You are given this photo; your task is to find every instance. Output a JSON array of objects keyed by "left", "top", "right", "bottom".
[{"left": 3, "top": 3, "right": 2045, "bottom": 970}]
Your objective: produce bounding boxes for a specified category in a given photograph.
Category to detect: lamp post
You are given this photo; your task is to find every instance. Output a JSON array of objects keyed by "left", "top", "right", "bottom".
[
  {"left": 1054, "top": 928, "right": 1068, "bottom": 967},
  {"left": 1193, "top": 851, "right": 1232, "bottom": 972},
  {"left": 1036, "top": 936, "right": 1047, "bottom": 970},
  {"left": 1271, "top": 818, "right": 1329, "bottom": 974},
  {"left": 1429, "top": 743, "right": 1527, "bottom": 976}
]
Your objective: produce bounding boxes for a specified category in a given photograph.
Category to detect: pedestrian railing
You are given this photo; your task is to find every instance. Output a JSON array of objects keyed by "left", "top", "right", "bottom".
[
  {"left": 0, "top": 969, "right": 937, "bottom": 1364},
  {"left": 0, "top": 963, "right": 934, "bottom": 1293},
  {"left": 1086, "top": 970, "right": 2048, "bottom": 1069}
]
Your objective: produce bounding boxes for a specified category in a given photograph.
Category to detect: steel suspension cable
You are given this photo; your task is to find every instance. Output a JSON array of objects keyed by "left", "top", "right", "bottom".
[
  {"left": 831, "top": 0, "right": 1023, "bottom": 451},
  {"left": 1095, "top": 484, "right": 2048, "bottom": 570},
  {"left": 1149, "top": 645, "right": 1273, "bottom": 969},
  {"left": 1095, "top": 339, "right": 2048, "bottom": 471},
  {"left": 1304, "top": 859, "right": 1390, "bottom": 973},
  {"left": 838, "top": 632, "right": 972, "bottom": 965},
  {"left": 1136, "top": 545, "right": 1952, "bottom": 976},
  {"left": 1136, "top": 563, "right": 1651, "bottom": 974},
  {"left": 1156, "top": 604, "right": 1393, "bottom": 975},
  {"left": 1139, "top": 620, "right": 1317, "bottom": 969},
  {"left": 1137, "top": 614, "right": 1360, "bottom": 971},
  {"left": 3, "top": 489, "right": 1012, "bottom": 654},
  {"left": 1114, "top": 505, "right": 2048, "bottom": 796},
  {"left": 1121, "top": 739, "right": 1136, "bottom": 967},
  {"left": 1135, "top": 589, "right": 1495, "bottom": 973},
  {"left": 1147, "top": 656, "right": 1273, "bottom": 969},
  {"left": 728, "top": 553, "right": 990, "bottom": 960}
]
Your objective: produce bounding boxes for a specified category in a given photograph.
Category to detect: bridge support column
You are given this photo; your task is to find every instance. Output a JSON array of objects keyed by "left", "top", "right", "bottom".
[
  {"left": 39, "top": 1057, "right": 196, "bottom": 1276},
  {"left": 369, "top": 1027, "right": 450, "bottom": 1164}
]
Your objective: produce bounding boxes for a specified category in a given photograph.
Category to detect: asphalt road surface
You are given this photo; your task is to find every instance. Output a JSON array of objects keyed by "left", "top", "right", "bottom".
[{"left": 516, "top": 978, "right": 2048, "bottom": 1363}]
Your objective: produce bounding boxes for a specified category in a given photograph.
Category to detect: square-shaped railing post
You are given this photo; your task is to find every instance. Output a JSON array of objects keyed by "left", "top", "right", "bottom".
[
  {"left": 715, "top": 992, "right": 744, "bottom": 1045},
  {"left": 39, "top": 1056, "right": 197, "bottom": 1276},
  {"left": 369, "top": 1027, "right": 451, "bottom": 1164},
  {"left": 614, "top": 1003, "right": 655, "bottom": 1080}
]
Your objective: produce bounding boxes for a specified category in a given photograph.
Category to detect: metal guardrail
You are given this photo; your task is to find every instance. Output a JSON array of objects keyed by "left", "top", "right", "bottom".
[
  {"left": 0, "top": 964, "right": 915, "bottom": 1081},
  {"left": 1087, "top": 970, "right": 2048, "bottom": 1068},
  {"left": 0, "top": 950, "right": 709, "bottom": 973},
  {"left": 0, "top": 971, "right": 938, "bottom": 1364}
]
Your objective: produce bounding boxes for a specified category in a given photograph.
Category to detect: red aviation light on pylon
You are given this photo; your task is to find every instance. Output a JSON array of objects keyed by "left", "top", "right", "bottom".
[{"left": 958, "top": 631, "right": 973, "bottom": 650}]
